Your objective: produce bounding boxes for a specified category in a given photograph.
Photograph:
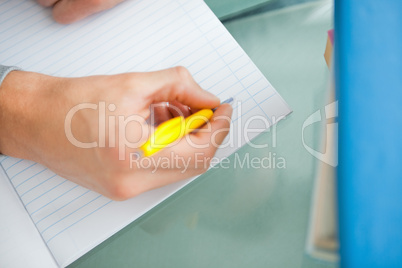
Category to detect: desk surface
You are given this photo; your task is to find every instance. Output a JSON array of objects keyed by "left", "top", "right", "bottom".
[{"left": 69, "top": 1, "right": 336, "bottom": 267}]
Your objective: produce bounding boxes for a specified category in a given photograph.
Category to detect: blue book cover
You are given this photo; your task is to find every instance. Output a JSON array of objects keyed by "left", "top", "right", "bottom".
[{"left": 336, "top": 1, "right": 402, "bottom": 267}]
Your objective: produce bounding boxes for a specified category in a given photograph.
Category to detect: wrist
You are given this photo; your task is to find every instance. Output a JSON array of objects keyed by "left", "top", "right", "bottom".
[{"left": 0, "top": 71, "right": 58, "bottom": 160}]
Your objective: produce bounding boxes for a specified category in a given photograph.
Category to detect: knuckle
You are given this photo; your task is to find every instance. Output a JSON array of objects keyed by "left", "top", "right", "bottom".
[
  {"left": 173, "top": 66, "right": 191, "bottom": 81},
  {"left": 102, "top": 174, "right": 142, "bottom": 201},
  {"left": 171, "top": 66, "right": 192, "bottom": 95}
]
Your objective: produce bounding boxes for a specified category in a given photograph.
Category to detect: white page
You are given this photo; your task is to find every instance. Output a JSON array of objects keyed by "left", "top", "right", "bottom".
[
  {"left": 0, "top": 0, "right": 291, "bottom": 266},
  {"left": 0, "top": 156, "right": 58, "bottom": 268}
]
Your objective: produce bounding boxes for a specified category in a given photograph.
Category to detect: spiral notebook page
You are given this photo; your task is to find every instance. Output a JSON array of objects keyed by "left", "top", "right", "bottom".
[{"left": 0, "top": 0, "right": 291, "bottom": 266}]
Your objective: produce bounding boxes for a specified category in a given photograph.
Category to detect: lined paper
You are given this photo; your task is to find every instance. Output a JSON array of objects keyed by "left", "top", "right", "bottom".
[
  {"left": 0, "top": 156, "right": 58, "bottom": 268},
  {"left": 0, "top": 0, "right": 291, "bottom": 266}
]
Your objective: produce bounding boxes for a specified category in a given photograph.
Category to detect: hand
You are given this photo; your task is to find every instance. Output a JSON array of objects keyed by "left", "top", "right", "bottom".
[
  {"left": 37, "top": 0, "right": 126, "bottom": 24},
  {"left": 0, "top": 67, "right": 232, "bottom": 200}
]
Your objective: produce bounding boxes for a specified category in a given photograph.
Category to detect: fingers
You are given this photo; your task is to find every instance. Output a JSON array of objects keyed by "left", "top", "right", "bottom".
[
  {"left": 152, "top": 103, "right": 172, "bottom": 126},
  {"left": 99, "top": 104, "right": 232, "bottom": 200},
  {"left": 151, "top": 101, "right": 191, "bottom": 126},
  {"left": 51, "top": 0, "right": 125, "bottom": 24},
  {"left": 140, "top": 67, "right": 220, "bottom": 110},
  {"left": 120, "top": 105, "right": 232, "bottom": 197},
  {"left": 155, "top": 103, "right": 233, "bottom": 160},
  {"left": 189, "top": 103, "right": 233, "bottom": 152},
  {"left": 167, "top": 101, "right": 192, "bottom": 118}
]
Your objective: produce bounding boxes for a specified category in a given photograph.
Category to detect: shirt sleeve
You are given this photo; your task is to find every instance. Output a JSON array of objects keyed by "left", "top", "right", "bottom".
[{"left": 0, "top": 65, "right": 21, "bottom": 86}]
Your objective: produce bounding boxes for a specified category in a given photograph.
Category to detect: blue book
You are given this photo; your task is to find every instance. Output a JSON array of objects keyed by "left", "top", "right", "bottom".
[{"left": 336, "top": 1, "right": 402, "bottom": 267}]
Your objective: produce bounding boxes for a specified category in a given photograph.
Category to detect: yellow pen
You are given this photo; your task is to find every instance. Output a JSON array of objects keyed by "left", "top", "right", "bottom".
[{"left": 140, "top": 98, "right": 233, "bottom": 157}]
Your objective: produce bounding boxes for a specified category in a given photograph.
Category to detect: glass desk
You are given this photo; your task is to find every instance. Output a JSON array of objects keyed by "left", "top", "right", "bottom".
[{"left": 69, "top": 1, "right": 335, "bottom": 267}]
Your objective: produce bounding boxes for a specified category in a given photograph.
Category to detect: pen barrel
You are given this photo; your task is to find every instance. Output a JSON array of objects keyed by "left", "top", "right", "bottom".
[{"left": 140, "top": 109, "right": 213, "bottom": 157}]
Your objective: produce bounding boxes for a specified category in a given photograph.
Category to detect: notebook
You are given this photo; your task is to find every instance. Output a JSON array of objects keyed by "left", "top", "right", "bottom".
[
  {"left": 306, "top": 37, "right": 338, "bottom": 262},
  {"left": 0, "top": 0, "right": 291, "bottom": 267}
]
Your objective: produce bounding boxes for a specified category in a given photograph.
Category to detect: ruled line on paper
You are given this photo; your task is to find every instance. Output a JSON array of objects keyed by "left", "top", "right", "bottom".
[
  {"left": 49, "top": 0, "right": 169, "bottom": 75},
  {"left": 16, "top": 0, "right": 148, "bottom": 68},
  {"left": 29, "top": 184, "right": 79, "bottom": 215},
  {"left": 46, "top": 200, "right": 113, "bottom": 244},
  {"left": 0, "top": 157, "right": 113, "bottom": 247},
  {"left": 39, "top": 193, "right": 99, "bottom": 234},
  {"left": 15, "top": 168, "right": 46, "bottom": 189},
  {"left": 34, "top": 189, "right": 90, "bottom": 226},
  {"left": 20, "top": 174, "right": 57, "bottom": 198}
]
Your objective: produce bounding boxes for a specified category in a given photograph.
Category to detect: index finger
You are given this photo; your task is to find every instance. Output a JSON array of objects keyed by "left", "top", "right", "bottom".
[
  {"left": 153, "top": 104, "right": 233, "bottom": 162},
  {"left": 136, "top": 67, "right": 221, "bottom": 110}
]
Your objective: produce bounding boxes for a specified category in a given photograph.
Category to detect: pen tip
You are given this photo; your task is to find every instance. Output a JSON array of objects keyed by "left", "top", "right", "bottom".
[{"left": 226, "top": 97, "right": 234, "bottom": 104}]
